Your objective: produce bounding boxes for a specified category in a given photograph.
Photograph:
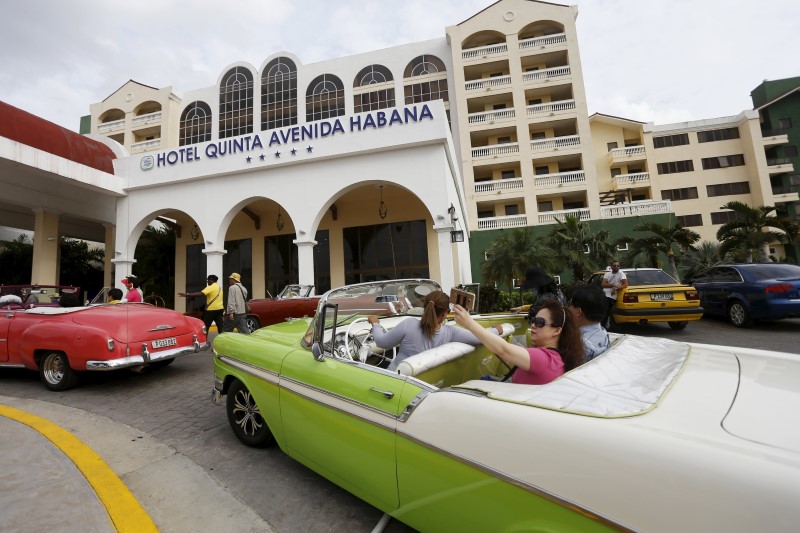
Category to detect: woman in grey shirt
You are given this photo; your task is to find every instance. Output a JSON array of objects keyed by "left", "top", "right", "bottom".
[{"left": 368, "top": 290, "right": 500, "bottom": 371}]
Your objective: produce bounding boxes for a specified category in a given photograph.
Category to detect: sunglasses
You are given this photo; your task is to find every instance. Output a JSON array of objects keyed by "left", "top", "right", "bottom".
[{"left": 529, "top": 316, "right": 557, "bottom": 328}]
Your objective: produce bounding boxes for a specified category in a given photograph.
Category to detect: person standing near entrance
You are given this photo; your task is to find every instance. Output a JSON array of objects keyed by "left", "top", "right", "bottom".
[
  {"left": 224, "top": 273, "right": 250, "bottom": 334},
  {"left": 601, "top": 260, "right": 628, "bottom": 326},
  {"left": 121, "top": 275, "right": 143, "bottom": 303},
  {"left": 179, "top": 275, "right": 224, "bottom": 333}
]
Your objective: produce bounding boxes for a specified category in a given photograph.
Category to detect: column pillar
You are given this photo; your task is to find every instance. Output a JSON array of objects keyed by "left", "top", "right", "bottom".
[
  {"left": 102, "top": 223, "right": 115, "bottom": 288},
  {"left": 31, "top": 208, "right": 60, "bottom": 285},
  {"left": 203, "top": 249, "right": 227, "bottom": 281},
  {"left": 110, "top": 258, "right": 135, "bottom": 287},
  {"left": 433, "top": 223, "right": 456, "bottom": 292},
  {"left": 294, "top": 238, "right": 317, "bottom": 287}
]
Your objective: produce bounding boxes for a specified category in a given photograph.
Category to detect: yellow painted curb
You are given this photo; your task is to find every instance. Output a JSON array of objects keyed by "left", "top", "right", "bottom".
[{"left": 0, "top": 404, "right": 158, "bottom": 533}]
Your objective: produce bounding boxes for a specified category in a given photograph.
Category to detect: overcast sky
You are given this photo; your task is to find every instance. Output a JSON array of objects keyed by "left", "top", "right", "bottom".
[{"left": 1, "top": 0, "right": 798, "bottom": 132}]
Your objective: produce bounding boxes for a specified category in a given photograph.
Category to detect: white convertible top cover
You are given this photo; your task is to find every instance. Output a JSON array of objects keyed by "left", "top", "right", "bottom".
[{"left": 455, "top": 335, "right": 690, "bottom": 417}]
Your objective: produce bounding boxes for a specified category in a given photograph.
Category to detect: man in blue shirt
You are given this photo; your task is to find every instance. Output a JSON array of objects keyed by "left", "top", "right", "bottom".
[{"left": 567, "top": 284, "right": 610, "bottom": 362}]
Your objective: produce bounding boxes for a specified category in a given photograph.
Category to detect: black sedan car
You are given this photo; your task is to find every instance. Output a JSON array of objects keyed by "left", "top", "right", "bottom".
[{"left": 686, "top": 263, "right": 800, "bottom": 327}]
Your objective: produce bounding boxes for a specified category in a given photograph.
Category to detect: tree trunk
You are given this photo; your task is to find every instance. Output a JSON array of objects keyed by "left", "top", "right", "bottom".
[{"left": 759, "top": 243, "right": 771, "bottom": 263}]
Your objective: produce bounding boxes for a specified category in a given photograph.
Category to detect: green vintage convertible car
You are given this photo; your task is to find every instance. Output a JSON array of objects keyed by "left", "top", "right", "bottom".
[{"left": 212, "top": 279, "right": 800, "bottom": 532}]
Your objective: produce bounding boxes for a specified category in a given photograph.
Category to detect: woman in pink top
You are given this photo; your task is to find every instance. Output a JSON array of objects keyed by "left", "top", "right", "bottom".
[{"left": 453, "top": 299, "right": 583, "bottom": 385}]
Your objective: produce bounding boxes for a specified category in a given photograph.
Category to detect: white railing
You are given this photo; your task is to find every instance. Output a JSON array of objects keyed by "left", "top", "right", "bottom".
[
  {"left": 130, "top": 139, "right": 162, "bottom": 151},
  {"left": 98, "top": 119, "right": 125, "bottom": 133},
  {"left": 534, "top": 170, "right": 586, "bottom": 188},
  {"left": 468, "top": 108, "right": 516, "bottom": 125},
  {"left": 600, "top": 200, "right": 672, "bottom": 218},
  {"left": 609, "top": 145, "right": 646, "bottom": 159},
  {"left": 527, "top": 99, "right": 576, "bottom": 118},
  {"left": 475, "top": 178, "right": 524, "bottom": 194},
  {"left": 132, "top": 111, "right": 162, "bottom": 126},
  {"left": 471, "top": 142, "right": 520, "bottom": 158},
  {"left": 522, "top": 65, "right": 571, "bottom": 84},
  {"left": 462, "top": 42, "right": 509, "bottom": 60},
  {"left": 538, "top": 208, "right": 591, "bottom": 224},
  {"left": 477, "top": 214, "right": 528, "bottom": 230},
  {"left": 465, "top": 74, "right": 512, "bottom": 91},
  {"left": 613, "top": 172, "right": 650, "bottom": 186},
  {"left": 530, "top": 135, "right": 580, "bottom": 152},
  {"left": 519, "top": 33, "right": 567, "bottom": 50}
]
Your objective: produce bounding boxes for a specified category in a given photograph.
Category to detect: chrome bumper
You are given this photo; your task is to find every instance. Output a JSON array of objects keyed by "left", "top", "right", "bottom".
[{"left": 86, "top": 340, "right": 210, "bottom": 370}]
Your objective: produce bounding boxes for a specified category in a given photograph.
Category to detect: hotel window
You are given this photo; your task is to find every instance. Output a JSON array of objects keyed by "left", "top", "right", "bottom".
[
  {"left": 653, "top": 133, "right": 689, "bottom": 148},
  {"left": 179, "top": 101, "right": 212, "bottom": 146},
  {"left": 261, "top": 57, "right": 297, "bottom": 130},
  {"left": 501, "top": 170, "right": 516, "bottom": 179},
  {"left": 779, "top": 118, "right": 793, "bottom": 129},
  {"left": 661, "top": 187, "right": 698, "bottom": 201},
  {"left": 306, "top": 74, "right": 346, "bottom": 122},
  {"left": 610, "top": 168, "right": 622, "bottom": 177},
  {"left": 676, "top": 214, "right": 702, "bottom": 227},
  {"left": 711, "top": 211, "right": 741, "bottom": 225},
  {"left": 706, "top": 182, "right": 750, "bottom": 197},
  {"left": 343, "top": 221, "right": 429, "bottom": 284},
  {"left": 701, "top": 154, "right": 745, "bottom": 170},
  {"left": 535, "top": 166, "right": 550, "bottom": 175},
  {"left": 607, "top": 142, "right": 618, "bottom": 151},
  {"left": 505, "top": 205, "right": 520, "bottom": 216},
  {"left": 785, "top": 146, "right": 798, "bottom": 157},
  {"left": 697, "top": 127, "right": 739, "bottom": 143},
  {"left": 403, "top": 55, "right": 449, "bottom": 105},
  {"left": 477, "top": 210, "right": 494, "bottom": 218},
  {"left": 353, "top": 64, "right": 395, "bottom": 113},
  {"left": 219, "top": 67, "right": 254, "bottom": 139},
  {"left": 537, "top": 201, "right": 553, "bottom": 212},
  {"left": 497, "top": 136, "right": 512, "bottom": 144},
  {"left": 657, "top": 160, "right": 694, "bottom": 174}
]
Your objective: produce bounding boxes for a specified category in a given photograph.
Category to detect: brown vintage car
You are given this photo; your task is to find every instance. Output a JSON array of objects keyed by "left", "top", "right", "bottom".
[{"left": 245, "top": 285, "right": 320, "bottom": 332}]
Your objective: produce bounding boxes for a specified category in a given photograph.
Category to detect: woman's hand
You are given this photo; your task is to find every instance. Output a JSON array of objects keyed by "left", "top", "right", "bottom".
[
  {"left": 367, "top": 315, "right": 380, "bottom": 325},
  {"left": 452, "top": 304, "right": 474, "bottom": 328}
]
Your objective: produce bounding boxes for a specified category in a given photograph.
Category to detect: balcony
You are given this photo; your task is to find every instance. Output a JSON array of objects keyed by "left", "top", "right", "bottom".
[
  {"left": 467, "top": 108, "right": 516, "bottom": 126},
  {"left": 608, "top": 145, "right": 646, "bottom": 164},
  {"left": 599, "top": 200, "right": 672, "bottom": 219},
  {"left": 130, "top": 138, "right": 162, "bottom": 152},
  {"left": 526, "top": 99, "right": 576, "bottom": 121},
  {"left": 761, "top": 128, "right": 789, "bottom": 147},
  {"left": 518, "top": 33, "right": 567, "bottom": 53},
  {"left": 98, "top": 119, "right": 125, "bottom": 134},
  {"left": 471, "top": 142, "right": 520, "bottom": 159},
  {"left": 767, "top": 158, "right": 794, "bottom": 175},
  {"left": 534, "top": 170, "right": 586, "bottom": 190},
  {"left": 477, "top": 214, "right": 528, "bottom": 230},
  {"left": 462, "top": 42, "right": 509, "bottom": 61},
  {"left": 132, "top": 111, "right": 162, "bottom": 127},
  {"left": 522, "top": 66, "right": 571, "bottom": 86},
  {"left": 538, "top": 208, "right": 590, "bottom": 224},
  {"left": 771, "top": 185, "right": 800, "bottom": 203},
  {"left": 465, "top": 74, "right": 512, "bottom": 92},
  {"left": 613, "top": 172, "right": 650, "bottom": 186},
  {"left": 475, "top": 177, "right": 524, "bottom": 195},
  {"left": 530, "top": 134, "right": 580, "bottom": 154}
]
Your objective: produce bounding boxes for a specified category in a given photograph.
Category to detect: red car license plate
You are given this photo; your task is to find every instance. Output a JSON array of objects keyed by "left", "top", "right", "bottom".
[
  {"left": 152, "top": 337, "right": 177, "bottom": 349},
  {"left": 651, "top": 293, "right": 673, "bottom": 301}
]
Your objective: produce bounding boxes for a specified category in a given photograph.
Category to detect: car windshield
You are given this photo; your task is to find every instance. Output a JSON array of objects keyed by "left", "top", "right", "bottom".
[
  {"left": 301, "top": 279, "right": 441, "bottom": 348},
  {"left": 278, "top": 284, "right": 314, "bottom": 298},
  {"left": 739, "top": 263, "right": 800, "bottom": 281},
  {"left": 625, "top": 270, "right": 678, "bottom": 286}
]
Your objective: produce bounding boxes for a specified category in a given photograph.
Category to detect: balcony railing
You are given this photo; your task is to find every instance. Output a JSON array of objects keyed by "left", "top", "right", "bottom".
[
  {"left": 609, "top": 145, "right": 646, "bottom": 159},
  {"left": 522, "top": 65, "right": 571, "bottom": 84},
  {"left": 527, "top": 99, "right": 576, "bottom": 118},
  {"left": 465, "top": 74, "right": 513, "bottom": 92},
  {"left": 599, "top": 200, "right": 672, "bottom": 218},
  {"left": 98, "top": 119, "right": 125, "bottom": 133},
  {"left": 762, "top": 128, "right": 789, "bottom": 137},
  {"left": 130, "top": 139, "right": 162, "bottom": 151},
  {"left": 613, "top": 172, "right": 650, "bottom": 186},
  {"left": 538, "top": 208, "right": 591, "bottom": 224},
  {"left": 477, "top": 214, "right": 528, "bottom": 230},
  {"left": 534, "top": 170, "right": 586, "bottom": 188},
  {"left": 471, "top": 142, "right": 520, "bottom": 159},
  {"left": 530, "top": 135, "right": 580, "bottom": 152},
  {"left": 475, "top": 178, "right": 524, "bottom": 194},
  {"left": 519, "top": 33, "right": 567, "bottom": 51},
  {"left": 768, "top": 157, "right": 792, "bottom": 166},
  {"left": 467, "top": 108, "right": 516, "bottom": 125},
  {"left": 132, "top": 111, "right": 162, "bottom": 126},
  {"left": 462, "top": 42, "right": 508, "bottom": 60}
]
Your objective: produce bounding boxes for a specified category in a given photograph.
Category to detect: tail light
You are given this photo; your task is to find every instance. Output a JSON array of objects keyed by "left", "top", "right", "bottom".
[
  {"left": 623, "top": 294, "right": 639, "bottom": 303},
  {"left": 686, "top": 290, "right": 700, "bottom": 301},
  {"left": 765, "top": 284, "right": 792, "bottom": 294}
]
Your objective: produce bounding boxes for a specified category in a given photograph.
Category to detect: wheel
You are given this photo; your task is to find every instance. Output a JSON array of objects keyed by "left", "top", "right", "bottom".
[
  {"left": 226, "top": 380, "right": 275, "bottom": 447},
  {"left": 727, "top": 301, "right": 752, "bottom": 328},
  {"left": 668, "top": 321, "right": 688, "bottom": 330},
  {"left": 39, "top": 352, "right": 79, "bottom": 391},
  {"left": 245, "top": 315, "right": 261, "bottom": 332},
  {"left": 149, "top": 357, "right": 175, "bottom": 369}
]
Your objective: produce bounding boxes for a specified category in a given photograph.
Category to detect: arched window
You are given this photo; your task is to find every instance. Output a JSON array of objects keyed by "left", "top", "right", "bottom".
[
  {"left": 306, "top": 74, "right": 345, "bottom": 122},
  {"left": 219, "top": 66, "right": 253, "bottom": 138},
  {"left": 261, "top": 57, "right": 297, "bottom": 130},
  {"left": 403, "top": 55, "right": 449, "bottom": 105},
  {"left": 353, "top": 64, "right": 395, "bottom": 113},
  {"left": 179, "top": 101, "right": 212, "bottom": 146}
]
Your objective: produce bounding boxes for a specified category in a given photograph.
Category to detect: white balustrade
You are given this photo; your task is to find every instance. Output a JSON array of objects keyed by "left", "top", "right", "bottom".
[
  {"left": 474, "top": 178, "right": 524, "bottom": 194},
  {"left": 538, "top": 208, "right": 590, "bottom": 224},
  {"left": 534, "top": 170, "right": 585, "bottom": 188},
  {"left": 477, "top": 214, "right": 528, "bottom": 230},
  {"left": 130, "top": 139, "right": 162, "bottom": 151},
  {"left": 527, "top": 99, "right": 576, "bottom": 117},
  {"left": 609, "top": 145, "right": 646, "bottom": 159},
  {"left": 462, "top": 42, "right": 509, "bottom": 60},
  {"left": 468, "top": 108, "right": 516, "bottom": 125},
  {"left": 132, "top": 111, "right": 162, "bottom": 126},
  {"left": 613, "top": 172, "right": 650, "bottom": 186},
  {"left": 98, "top": 119, "right": 125, "bottom": 133},
  {"left": 519, "top": 33, "right": 567, "bottom": 51},
  {"left": 522, "top": 66, "right": 571, "bottom": 84},
  {"left": 599, "top": 200, "right": 672, "bottom": 218},
  {"left": 530, "top": 135, "right": 580, "bottom": 152},
  {"left": 465, "top": 74, "right": 512, "bottom": 91},
  {"left": 471, "top": 142, "right": 520, "bottom": 159}
]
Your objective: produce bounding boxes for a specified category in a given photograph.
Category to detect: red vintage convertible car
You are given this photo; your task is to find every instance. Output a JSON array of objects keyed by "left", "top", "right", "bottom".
[
  {"left": 0, "top": 284, "right": 208, "bottom": 391},
  {"left": 245, "top": 284, "right": 320, "bottom": 332}
]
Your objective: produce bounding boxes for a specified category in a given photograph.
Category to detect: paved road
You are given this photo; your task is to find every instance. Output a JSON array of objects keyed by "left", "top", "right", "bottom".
[{"left": 2, "top": 316, "right": 798, "bottom": 532}]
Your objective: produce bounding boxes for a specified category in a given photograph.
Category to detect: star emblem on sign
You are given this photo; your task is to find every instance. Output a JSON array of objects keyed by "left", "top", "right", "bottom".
[
  {"left": 306, "top": 145, "right": 313, "bottom": 153},
  {"left": 246, "top": 156, "right": 251, "bottom": 163},
  {"left": 291, "top": 148, "right": 297, "bottom": 156},
  {"left": 259, "top": 154, "right": 265, "bottom": 161},
  {"left": 274, "top": 151, "right": 281, "bottom": 158}
]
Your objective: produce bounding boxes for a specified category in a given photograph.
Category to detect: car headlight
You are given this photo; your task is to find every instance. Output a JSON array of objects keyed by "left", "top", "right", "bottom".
[{"left": 107, "top": 338, "right": 115, "bottom": 351}]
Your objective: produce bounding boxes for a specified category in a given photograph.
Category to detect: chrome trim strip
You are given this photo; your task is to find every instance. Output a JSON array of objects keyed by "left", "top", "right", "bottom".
[
  {"left": 148, "top": 324, "right": 177, "bottom": 332},
  {"left": 0, "top": 363, "right": 26, "bottom": 368},
  {"left": 217, "top": 355, "right": 280, "bottom": 385},
  {"left": 85, "top": 342, "right": 208, "bottom": 370}
]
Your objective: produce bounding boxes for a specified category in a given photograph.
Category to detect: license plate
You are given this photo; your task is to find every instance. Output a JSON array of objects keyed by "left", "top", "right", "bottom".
[
  {"left": 152, "top": 337, "right": 177, "bottom": 349},
  {"left": 651, "top": 293, "right": 673, "bottom": 301}
]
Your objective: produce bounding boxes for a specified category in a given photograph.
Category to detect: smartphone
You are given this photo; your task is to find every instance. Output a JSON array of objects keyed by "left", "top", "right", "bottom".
[{"left": 450, "top": 288, "right": 476, "bottom": 311}]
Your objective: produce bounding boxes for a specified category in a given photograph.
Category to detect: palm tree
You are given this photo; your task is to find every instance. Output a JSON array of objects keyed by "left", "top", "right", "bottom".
[
  {"left": 134, "top": 224, "right": 177, "bottom": 308},
  {"left": 546, "top": 215, "right": 615, "bottom": 283},
  {"left": 481, "top": 228, "right": 557, "bottom": 305},
  {"left": 618, "top": 221, "right": 700, "bottom": 280},
  {"left": 716, "top": 202, "right": 787, "bottom": 263},
  {"left": 0, "top": 234, "right": 34, "bottom": 284},
  {"left": 679, "top": 241, "right": 727, "bottom": 280}
]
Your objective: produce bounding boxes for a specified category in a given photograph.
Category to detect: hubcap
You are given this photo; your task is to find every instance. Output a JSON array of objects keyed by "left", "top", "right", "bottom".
[
  {"left": 42, "top": 354, "right": 65, "bottom": 384},
  {"left": 232, "top": 389, "right": 263, "bottom": 436},
  {"left": 730, "top": 305, "right": 745, "bottom": 325}
]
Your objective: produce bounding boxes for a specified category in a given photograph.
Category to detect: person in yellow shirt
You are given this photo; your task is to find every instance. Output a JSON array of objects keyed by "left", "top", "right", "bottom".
[
  {"left": 179, "top": 274, "right": 224, "bottom": 333},
  {"left": 107, "top": 288, "right": 123, "bottom": 304}
]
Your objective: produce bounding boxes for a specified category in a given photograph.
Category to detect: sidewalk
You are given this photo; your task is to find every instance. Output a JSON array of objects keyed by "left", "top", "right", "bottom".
[{"left": 0, "top": 395, "right": 275, "bottom": 533}]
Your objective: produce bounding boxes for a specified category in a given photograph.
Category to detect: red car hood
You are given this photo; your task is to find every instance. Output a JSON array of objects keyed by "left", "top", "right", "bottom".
[{"left": 69, "top": 304, "right": 200, "bottom": 342}]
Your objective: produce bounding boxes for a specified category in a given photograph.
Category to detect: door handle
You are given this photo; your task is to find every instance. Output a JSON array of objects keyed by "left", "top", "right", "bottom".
[{"left": 369, "top": 387, "right": 394, "bottom": 399}]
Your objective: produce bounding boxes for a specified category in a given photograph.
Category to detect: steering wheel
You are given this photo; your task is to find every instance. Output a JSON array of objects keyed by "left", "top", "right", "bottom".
[{"left": 344, "top": 317, "right": 373, "bottom": 362}]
